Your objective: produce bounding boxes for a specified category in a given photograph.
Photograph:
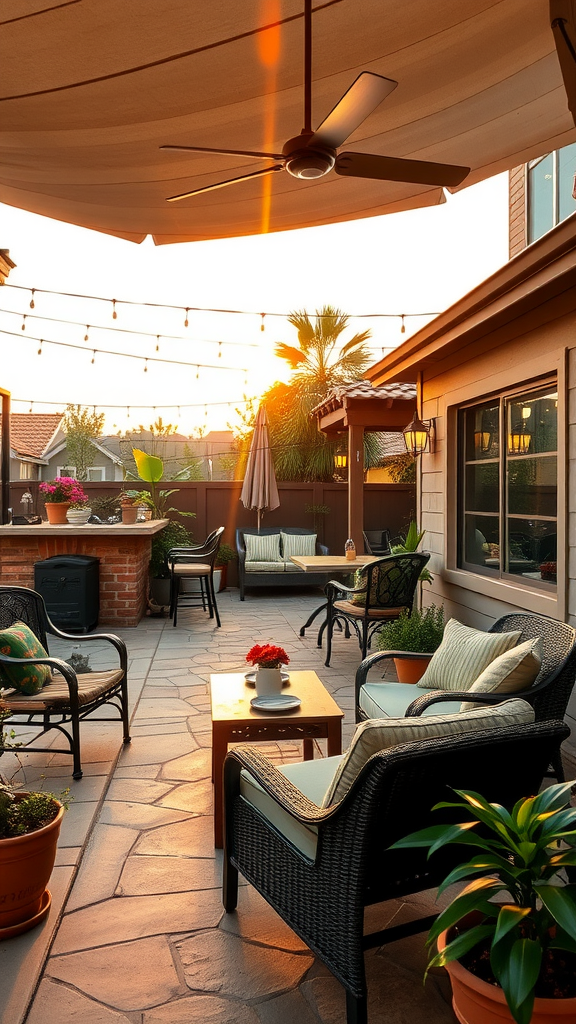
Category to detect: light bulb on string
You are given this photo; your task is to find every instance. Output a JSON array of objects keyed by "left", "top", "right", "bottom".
[
  {"left": 84, "top": 326, "right": 90, "bottom": 342},
  {"left": 29, "top": 401, "right": 33, "bottom": 414},
  {"left": 218, "top": 342, "right": 222, "bottom": 358},
  {"left": 400, "top": 315, "right": 406, "bottom": 334},
  {"left": 21, "top": 315, "right": 26, "bottom": 331},
  {"left": 144, "top": 359, "right": 148, "bottom": 372},
  {"left": 37, "top": 339, "right": 43, "bottom": 355},
  {"left": 155, "top": 336, "right": 160, "bottom": 353},
  {"left": 196, "top": 365, "right": 200, "bottom": 380},
  {"left": 260, "top": 313, "right": 265, "bottom": 332},
  {"left": 127, "top": 406, "right": 130, "bottom": 420},
  {"left": 91, "top": 350, "right": 96, "bottom": 364},
  {"left": 184, "top": 308, "right": 190, "bottom": 328},
  {"left": 29, "top": 289, "right": 35, "bottom": 309},
  {"left": 111, "top": 299, "right": 117, "bottom": 320}
]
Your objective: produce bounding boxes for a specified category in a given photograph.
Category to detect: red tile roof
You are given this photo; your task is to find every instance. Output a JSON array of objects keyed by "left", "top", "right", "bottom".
[{"left": 0, "top": 413, "right": 63, "bottom": 459}]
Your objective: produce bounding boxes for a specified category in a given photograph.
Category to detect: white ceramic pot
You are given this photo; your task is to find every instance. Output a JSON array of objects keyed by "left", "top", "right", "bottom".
[
  {"left": 66, "top": 508, "right": 92, "bottom": 524},
  {"left": 255, "top": 667, "right": 283, "bottom": 696}
]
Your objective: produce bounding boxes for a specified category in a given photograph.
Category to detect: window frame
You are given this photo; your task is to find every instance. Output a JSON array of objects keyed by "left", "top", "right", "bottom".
[{"left": 526, "top": 146, "right": 576, "bottom": 245}]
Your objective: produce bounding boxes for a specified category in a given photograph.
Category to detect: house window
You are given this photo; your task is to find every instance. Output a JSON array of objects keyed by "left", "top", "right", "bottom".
[
  {"left": 57, "top": 466, "right": 76, "bottom": 477},
  {"left": 459, "top": 384, "right": 558, "bottom": 588},
  {"left": 57, "top": 466, "right": 104, "bottom": 481},
  {"left": 527, "top": 144, "right": 576, "bottom": 244},
  {"left": 19, "top": 461, "right": 36, "bottom": 480}
]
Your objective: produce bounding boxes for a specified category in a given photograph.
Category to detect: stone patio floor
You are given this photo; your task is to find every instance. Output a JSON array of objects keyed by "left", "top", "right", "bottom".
[{"left": 0, "top": 588, "right": 483, "bottom": 1023}]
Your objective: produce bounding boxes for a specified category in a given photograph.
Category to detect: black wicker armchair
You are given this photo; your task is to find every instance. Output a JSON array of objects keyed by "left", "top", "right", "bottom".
[
  {"left": 223, "top": 720, "right": 568, "bottom": 1024},
  {"left": 320, "top": 552, "right": 430, "bottom": 666},
  {"left": 0, "top": 585, "right": 129, "bottom": 779},
  {"left": 355, "top": 612, "right": 576, "bottom": 779}
]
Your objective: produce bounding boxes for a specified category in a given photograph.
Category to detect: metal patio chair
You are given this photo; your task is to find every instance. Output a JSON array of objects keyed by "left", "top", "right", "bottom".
[{"left": 167, "top": 526, "right": 224, "bottom": 627}]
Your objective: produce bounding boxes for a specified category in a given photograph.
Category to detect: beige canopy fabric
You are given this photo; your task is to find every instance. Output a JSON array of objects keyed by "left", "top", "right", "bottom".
[
  {"left": 240, "top": 405, "right": 280, "bottom": 530},
  {"left": 1, "top": 0, "right": 575, "bottom": 244}
]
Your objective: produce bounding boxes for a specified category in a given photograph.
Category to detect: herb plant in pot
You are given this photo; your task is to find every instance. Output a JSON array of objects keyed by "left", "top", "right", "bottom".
[
  {"left": 377, "top": 603, "right": 445, "bottom": 683},
  {"left": 39, "top": 477, "right": 88, "bottom": 525},
  {"left": 391, "top": 782, "right": 576, "bottom": 1024}
]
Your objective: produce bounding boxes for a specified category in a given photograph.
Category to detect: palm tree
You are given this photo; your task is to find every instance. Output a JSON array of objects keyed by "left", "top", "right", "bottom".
[{"left": 262, "top": 306, "right": 382, "bottom": 481}]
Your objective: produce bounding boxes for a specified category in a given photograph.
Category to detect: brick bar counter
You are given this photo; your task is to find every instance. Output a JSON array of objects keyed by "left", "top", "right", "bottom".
[{"left": 0, "top": 519, "right": 168, "bottom": 626}]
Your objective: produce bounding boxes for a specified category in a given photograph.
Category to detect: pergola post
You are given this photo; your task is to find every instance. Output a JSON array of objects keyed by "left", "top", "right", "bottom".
[
  {"left": 1, "top": 389, "right": 10, "bottom": 524},
  {"left": 347, "top": 423, "right": 364, "bottom": 553}
]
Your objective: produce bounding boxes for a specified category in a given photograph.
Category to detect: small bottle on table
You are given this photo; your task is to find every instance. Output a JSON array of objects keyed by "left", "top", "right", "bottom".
[{"left": 345, "top": 538, "right": 356, "bottom": 561}]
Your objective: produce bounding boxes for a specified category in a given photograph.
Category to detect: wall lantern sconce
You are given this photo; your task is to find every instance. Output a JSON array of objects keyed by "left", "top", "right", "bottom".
[
  {"left": 508, "top": 429, "right": 532, "bottom": 455},
  {"left": 334, "top": 453, "right": 347, "bottom": 470},
  {"left": 402, "top": 414, "right": 435, "bottom": 457},
  {"left": 474, "top": 430, "right": 492, "bottom": 454}
]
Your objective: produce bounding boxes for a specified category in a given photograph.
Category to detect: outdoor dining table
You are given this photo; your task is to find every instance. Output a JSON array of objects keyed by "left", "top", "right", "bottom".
[{"left": 289, "top": 554, "right": 378, "bottom": 637}]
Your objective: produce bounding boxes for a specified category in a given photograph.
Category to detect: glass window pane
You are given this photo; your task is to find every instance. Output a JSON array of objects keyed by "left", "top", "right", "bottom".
[
  {"left": 463, "top": 514, "right": 500, "bottom": 570},
  {"left": 528, "top": 153, "right": 554, "bottom": 243},
  {"left": 505, "top": 520, "right": 557, "bottom": 581},
  {"left": 464, "top": 402, "right": 499, "bottom": 461},
  {"left": 507, "top": 391, "right": 557, "bottom": 455},
  {"left": 558, "top": 143, "right": 576, "bottom": 222},
  {"left": 465, "top": 462, "right": 499, "bottom": 512},
  {"left": 508, "top": 456, "right": 557, "bottom": 517}
]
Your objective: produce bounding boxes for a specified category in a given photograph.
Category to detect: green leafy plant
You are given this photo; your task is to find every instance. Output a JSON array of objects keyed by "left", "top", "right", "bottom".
[
  {"left": 150, "top": 520, "right": 193, "bottom": 578},
  {"left": 392, "top": 521, "right": 433, "bottom": 583},
  {"left": 0, "top": 786, "right": 62, "bottom": 838},
  {"left": 132, "top": 448, "right": 195, "bottom": 522},
  {"left": 215, "top": 543, "right": 237, "bottom": 567},
  {"left": 390, "top": 782, "right": 576, "bottom": 1024},
  {"left": 377, "top": 604, "right": 445, "bottom": 654}
]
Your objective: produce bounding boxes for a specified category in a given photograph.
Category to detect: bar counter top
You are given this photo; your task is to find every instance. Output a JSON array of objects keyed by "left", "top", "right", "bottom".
[{"left": 0, "top": 518, "right": 168, "bottom": 536}]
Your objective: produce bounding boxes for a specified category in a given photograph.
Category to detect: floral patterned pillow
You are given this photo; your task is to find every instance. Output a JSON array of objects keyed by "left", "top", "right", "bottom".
[{"left": 0, "top": 622, "right": 52, "bottom": 695}]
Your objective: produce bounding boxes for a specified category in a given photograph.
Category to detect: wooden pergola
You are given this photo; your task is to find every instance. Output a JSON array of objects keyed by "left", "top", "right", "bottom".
[{"left": 314, "top": 382, "right": 416, "bottom": 551}]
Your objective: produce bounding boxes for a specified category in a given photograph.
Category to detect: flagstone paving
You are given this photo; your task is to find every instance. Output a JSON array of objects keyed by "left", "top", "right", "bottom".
[{"left": 2, "top": 588, "right": 460, "bottom": 1024}]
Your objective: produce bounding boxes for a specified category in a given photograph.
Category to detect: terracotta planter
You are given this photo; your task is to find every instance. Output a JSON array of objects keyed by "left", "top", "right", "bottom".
[
  {"left": 44, "top": 502, "right": 71, "bottom": 525},
  {"left": 438, "top": 926, "right": 576, "bottom": 1023},
  {"left": 394, "top": 655, "right": 432, "bottom": 684},
  {"left": 0, "top": 796, "right": 64, "bottom": 938},
  {"left": 121, "top": 505, "right": 138, "bottom": 524}
]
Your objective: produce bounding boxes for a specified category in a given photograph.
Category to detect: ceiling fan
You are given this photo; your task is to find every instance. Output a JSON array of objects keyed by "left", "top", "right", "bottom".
[{"left": 162, "top": 0, "right": 469, "bottom": 203}]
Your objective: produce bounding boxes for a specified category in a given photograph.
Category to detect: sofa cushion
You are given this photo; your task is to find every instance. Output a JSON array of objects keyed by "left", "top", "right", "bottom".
[
  {"left": 0, "top": 621, "right": 52, "bottom": 695},
  {"left": 417, "top": 618, "right": 521, "bottom": 691},
  {"left": 245, "top": 560, "right": 290, "bottom": 573},
  {"left": 244, "top": 533, "right": 282, "bottom": 562},
  {"left": 359, "top": 681, "right": 462, "bottom": 720},
  {"left": 281, "top": 532, "right": 317, "bottom": 559},
  {"left": 240, "top": 754, "right": 343, "bottom": 860},
  {"left": 323, "top": 698, "right": 535, "bottom": 806},
  {"left": 460, "top": 637, "right": 542, "bottom": 711}
]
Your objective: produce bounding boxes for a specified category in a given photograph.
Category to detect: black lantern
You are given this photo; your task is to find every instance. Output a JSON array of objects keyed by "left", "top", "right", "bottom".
[{"left": 403, "top": 414, "right": 434, "bottom": 457}]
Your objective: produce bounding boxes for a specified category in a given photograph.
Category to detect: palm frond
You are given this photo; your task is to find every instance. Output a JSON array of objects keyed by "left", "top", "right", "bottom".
[{"left": 274, "top": 342, "right": 308, "bottom": 368}]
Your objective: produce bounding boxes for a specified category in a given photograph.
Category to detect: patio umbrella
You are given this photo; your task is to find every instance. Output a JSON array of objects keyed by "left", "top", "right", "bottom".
[
  {"left": 241, "top": 406, "right": 280, "bottom": 531},
  {"left": 0, "top": 1, "right": 574, "bottom": 244}
]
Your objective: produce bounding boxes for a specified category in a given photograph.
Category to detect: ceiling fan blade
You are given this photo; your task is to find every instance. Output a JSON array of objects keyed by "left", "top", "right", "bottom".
[
  {"left": 310, "top": 73, "right": 398, "bottom": 150},
  {"left": 166, "top": 165, "right": 284, "bottom": 202},
  {"left": 335, "top": 152, "right": 470, "bottom": 187},
  {"left": 161, "top": 144, "right": 285, "bottom": 160}
]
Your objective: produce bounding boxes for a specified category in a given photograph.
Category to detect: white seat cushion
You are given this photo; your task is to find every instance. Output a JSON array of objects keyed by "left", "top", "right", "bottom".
[
  {"left": 359, "top": 681, "right": 462, "bottom": 720},
  {"left": 323, "top": 698, "right": 535, "bottom": 807},
  {"left": 240, "top": 755, "right": 343, "bottom": 860},
  {"left": 244, "top": 534, "right": 282, "bottom": 562},
  {"left": 417, "top": 619, "right": 522, "bottom": 691},
  {"left": 460, "top": 637, "right": 542, "bottom": 711}
]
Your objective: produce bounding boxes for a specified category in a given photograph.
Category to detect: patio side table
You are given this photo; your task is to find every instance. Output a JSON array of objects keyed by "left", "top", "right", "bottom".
[{"left": 210, "top": 670, "right": 344, "bottom": 848}]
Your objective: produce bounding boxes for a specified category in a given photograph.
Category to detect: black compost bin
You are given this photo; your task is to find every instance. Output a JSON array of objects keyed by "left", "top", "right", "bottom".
[{"left": 34, "top": 555, "right": 99, "bottom": 632}]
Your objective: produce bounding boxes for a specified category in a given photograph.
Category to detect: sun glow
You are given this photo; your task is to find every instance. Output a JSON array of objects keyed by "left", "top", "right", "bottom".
[{"left": 258, "top": 1, "right": 282, "bottom": 234}]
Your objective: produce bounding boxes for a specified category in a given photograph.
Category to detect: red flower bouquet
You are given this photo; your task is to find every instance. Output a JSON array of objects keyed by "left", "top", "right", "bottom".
[{"left": 246, "top": 644, "right": 290, "bottom": 669}]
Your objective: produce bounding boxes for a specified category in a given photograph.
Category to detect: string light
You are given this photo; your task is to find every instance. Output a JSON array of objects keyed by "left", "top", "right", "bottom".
[
  {"left": 112, "top": 299, "right": 117, "bottom": 320},
  {"left": 144, "top": 359, "right": 148, "bottom": 372},
  {"left": 155, "top": 335, "right": 160, "bottom": 352},
  {"left": 196, "top": 365, "right": 200, "bottom": 379},
  {"left": 91, "top": 350, "right": 96, "bottom": 364},
  {"left": 29, "top": 289, "right": 35, "bottom": 309},
  {"left": 400, "top": 315, "right": 406, "bottom": 334},
  {"left": 21, "top": 315, "right": 26, "bottom": 330},
  {"left": 37, "top": 339, "right": 43, "bottom": 355},
  {"left": 13, "top": 395, "right": 257, "bottom": 411},
  {"left": 260, "top": 313, "right": 265, "bottom": 332},
  {"left": 218, "top": 342, "right": 222, "bottom": 358},
  {"left": 184, "top": 308, "right": 189, "bottom": 327},
  {"left": 29, "top": 401, "right": 33, "bottom": 413},
  {"left": 84, "top": 325, "right": 90, "bottom": 342}
]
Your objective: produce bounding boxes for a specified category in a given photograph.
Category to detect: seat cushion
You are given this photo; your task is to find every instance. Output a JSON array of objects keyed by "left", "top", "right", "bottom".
[
  {"left": 244, "top": 533, "right": 282, "bottom": 562},
  {"left": 1, "top": 669, "right": 124, "bottom": 710},
  {"left": 0, "top": 622, "right": 51, "bottom": 695},
  {"left": 244, "top": 560, "right": 287, "bottom": 573},
  {"left": 240, "top": 755, "right": 343, "bottom": 860},
  {"left": 171, "top": 562, "right": 211, "bottom": 576},
  {"left": 280, "top": 532, "right": 316, "bottom": 559},
  {"left": 334, "top": 600, "right": 406, "bottom": 619},
  {"left": 417, "top": 619, "right": 522, "bottom": 691},
  {"left": 359, "top": 681, "right": 462, "bottom": 719},
  {"left": 323, "top": 698, "right": 535, "bottom": 807},
  {"left": 460, "top": 637, "right": 542, "bottom": 711}
]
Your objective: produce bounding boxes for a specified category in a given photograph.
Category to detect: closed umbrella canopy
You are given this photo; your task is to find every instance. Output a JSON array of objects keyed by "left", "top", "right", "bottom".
[
  {"left": 241, "top": 405, "right": 280, "bottom": 530},
  {"left": 0, "top": 1, "right": 574, "bottom": 244}
]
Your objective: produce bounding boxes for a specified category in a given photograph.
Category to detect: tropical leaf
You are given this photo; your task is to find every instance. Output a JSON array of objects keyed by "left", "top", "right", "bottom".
[
  {"left": 133, "top": 448, "right": 163, "bottom": 483},
  {"left": 427, "top": 879, "right": 506, "bottom": 943},
  {"left": 428, "top": 923, "right": 494, "bottom": 970},
  {"left": 536, "top": 885, "right": 576, "bottom": 941},
  {"left": 504, "top": 939, "right": 541, "bottom": 1024}
]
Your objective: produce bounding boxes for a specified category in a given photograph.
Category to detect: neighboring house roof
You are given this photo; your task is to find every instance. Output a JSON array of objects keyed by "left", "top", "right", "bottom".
[
  {"left": 0, "top": 413, "right": 64, "bottom": 463},
  {"left": 47, "top": 438, "right": 124, "bottom": 466}
]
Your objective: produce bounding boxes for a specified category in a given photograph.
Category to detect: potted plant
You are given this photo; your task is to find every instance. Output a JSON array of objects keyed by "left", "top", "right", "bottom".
[
  {"left": 149, "top": 519, "right": 194, "bottom": 609},
  {"left": 377, "top": 603, "right": 445, "bottom": 683},
  {"left": 39, "top": 477, "right": 88, "bottom": 525},
  {"left": 392, "top": 521, "right": 434, "bottom": 584},
  {"left": 0, "top": 709, "right": 66, "bottom": 937},
  {"left": 246, "top": 643, "right": 290, "bottom": 696},
  {"left": 391, "top": 781, "right": 576, "bottom": 1024},
  {"left": 215, "top": 542, "right": 237, "bottom": 592},
  {"left": 118, "top": 492, "right": 139, "bottom": 524}
]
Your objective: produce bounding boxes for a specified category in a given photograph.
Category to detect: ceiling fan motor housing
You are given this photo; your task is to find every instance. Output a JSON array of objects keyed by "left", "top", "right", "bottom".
[{"left": 282, "top": 134, "right": 336, "bottom": 179}]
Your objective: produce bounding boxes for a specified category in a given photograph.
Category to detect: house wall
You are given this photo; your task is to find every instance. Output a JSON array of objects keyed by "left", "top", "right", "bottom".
[
  {"left": 42, "top": 449, "right": 121, "bottom": 481},
  {"left": 508, "top": 166, "right": 526, "bottom": 258},
  {"left": 419, "top": 288, "right": 576, "bottom": 741}
]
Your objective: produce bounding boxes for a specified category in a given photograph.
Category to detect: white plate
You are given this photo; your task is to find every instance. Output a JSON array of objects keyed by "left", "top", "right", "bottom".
[
  {"left": 250, "top": 694, "right": 301, "bottom": 712},
  {"left": 245, "top": 671, "right": 289, "bottom": 686}
]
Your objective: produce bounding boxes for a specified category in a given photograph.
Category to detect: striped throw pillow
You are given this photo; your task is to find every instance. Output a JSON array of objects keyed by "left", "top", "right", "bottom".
[
  {"left": 244, "top": 533, "right": 282, "bottom": 562},
  {"left": 460, "top": 637, "right": 542, "bottom": 711},
  {"left": 322, "top": 698, "right": 535, "bottom": 806},
  {"left": 416, "top": 618, "right": 522, "bottom": 691},
  {"left": 281, "top": 532, "right": 316, "bottom": 559}
]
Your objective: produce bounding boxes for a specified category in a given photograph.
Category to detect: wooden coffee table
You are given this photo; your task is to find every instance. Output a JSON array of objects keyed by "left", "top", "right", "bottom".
[{"left": 210, "top": 670, "right": 343, "bottom": 848}]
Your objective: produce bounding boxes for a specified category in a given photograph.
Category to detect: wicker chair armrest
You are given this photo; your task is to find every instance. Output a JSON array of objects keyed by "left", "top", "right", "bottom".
[
  {"left": 0, "top": 653, "right": 79, "bottom": 696},
  {"left": 224, "top": 745, "right": 334, "bottom": 826},
  {"left": 355, "top": 649, "right": 431, "bottom": 704},
  {"left": 403, "top": 689, "right": 520, "bottom": 716}
]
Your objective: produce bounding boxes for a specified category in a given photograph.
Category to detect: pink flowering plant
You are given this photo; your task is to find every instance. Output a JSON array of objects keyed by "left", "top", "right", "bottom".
[
  {"left": 246, "top": 643, "right": 290, "bottom": 669},
  {"left": 39, "top": 477, "right": 88, "bottom": 505}
]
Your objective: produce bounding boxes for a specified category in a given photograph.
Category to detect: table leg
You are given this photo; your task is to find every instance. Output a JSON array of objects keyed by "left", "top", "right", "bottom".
[
  {"left": 326, "top": 718, "right": 342, "bottom": 757},
  {"left": 212, "top": 723, "right": 230, "bottom": 848},
  {"left": 299, "top": 601, "right": 327, "bottom": 637},
  {"left": 303, "top": 738, "right": 314, "bottom": 760}
]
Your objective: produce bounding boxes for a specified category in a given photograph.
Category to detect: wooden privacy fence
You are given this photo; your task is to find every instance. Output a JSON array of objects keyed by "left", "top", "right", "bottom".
[{"left": 10, "top": 480, "right": 415, "bottom": 586}]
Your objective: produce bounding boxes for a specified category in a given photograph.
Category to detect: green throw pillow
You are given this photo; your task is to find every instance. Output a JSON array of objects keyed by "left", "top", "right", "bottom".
[{"left": 0, "top": 622, "right": 52, "bottom": 695}]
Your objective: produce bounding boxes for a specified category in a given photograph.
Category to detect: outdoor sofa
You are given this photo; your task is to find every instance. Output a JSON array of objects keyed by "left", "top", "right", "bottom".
[{"left": 236, "top": 527, "right": 329, "bottom": 600}]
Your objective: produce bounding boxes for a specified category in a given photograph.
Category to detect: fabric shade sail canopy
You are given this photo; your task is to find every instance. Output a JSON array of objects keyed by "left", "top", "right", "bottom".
[
  {"left": 240, "top": 405, "right": 280, "bottom": 530},
  {"left": 1, "top": 0, "right": 575, "bottom": 245}
]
